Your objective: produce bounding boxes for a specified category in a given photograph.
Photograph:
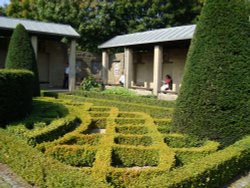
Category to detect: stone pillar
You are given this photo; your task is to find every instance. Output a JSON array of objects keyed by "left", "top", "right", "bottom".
[
  {"left": 31, "top": 36, "right": 38, "bottom": 59},
  {"left": 153, "top": 45, "right": 163, "bottom": 95},
  {"left": 124, "top": 47, "right": 133, "bottom": 88},
  {"left": 102, "top": 50, "right": 109, "bottom": 84},
  {"left": 69, "top": 39, "right": 76, "bottom": 92}
]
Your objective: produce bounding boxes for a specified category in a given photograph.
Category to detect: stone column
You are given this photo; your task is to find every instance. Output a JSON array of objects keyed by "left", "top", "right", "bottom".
[
  {"left": 124, "top": 47, "right": 133, "bottom": 88},
  {"left": 153, "top": 45, "right": 163, "bottom": 95},
  {"left": 31, "top": 36, "right": 38, "bottom": 59},
  {"left": 102, "top": 50, "right": 109, "bottom": 84},
  {"left": 69, "top": 39, "right": 76, "bottom": 92}
]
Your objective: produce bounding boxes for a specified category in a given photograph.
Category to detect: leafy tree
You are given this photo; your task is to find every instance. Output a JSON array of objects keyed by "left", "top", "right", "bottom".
[
  {"left": 6, "top": 0, "right": 203, "bottom": 51},
  {"left": 172, "top": 0, "right": 250, "bottom": 146},
  {"left": 6, "top": 0, "right": 36, "bottom": 19},
  {"left": 5, "top": 24, "right": 40, "bottom": 96}
]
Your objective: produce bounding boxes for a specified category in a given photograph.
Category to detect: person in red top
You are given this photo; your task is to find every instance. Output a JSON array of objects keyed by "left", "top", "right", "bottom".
[{"left": 161, "top": 74, "right": 172, "bottom": 91}]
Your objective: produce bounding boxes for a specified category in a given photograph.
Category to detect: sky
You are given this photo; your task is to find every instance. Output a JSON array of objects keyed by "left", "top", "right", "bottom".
[{"left": 0, "top": 0, "right": 10, "bottom": 7}]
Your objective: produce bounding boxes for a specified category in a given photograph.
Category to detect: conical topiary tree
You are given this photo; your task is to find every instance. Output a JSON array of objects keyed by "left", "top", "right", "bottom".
[
  {"left": 172, "top": 0, "right": 250, "bottom": 146},
  {"left": 5, "top": 24, "right": 40, "bottom": 96}
]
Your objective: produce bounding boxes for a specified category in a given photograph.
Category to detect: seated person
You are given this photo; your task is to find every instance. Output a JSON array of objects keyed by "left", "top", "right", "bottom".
[
  {"left": 160, "top": 74, "right": 172, "bottom": 91},
  {"left": 119, "top": 73, "right": 125, "bottom": 86}
]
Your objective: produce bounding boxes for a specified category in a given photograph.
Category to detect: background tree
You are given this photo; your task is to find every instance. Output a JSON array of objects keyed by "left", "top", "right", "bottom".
[
  {"left": 5, "top": 24, "right": 40, "bottom": 96},
  {"left": 5, "top": 0, "right": 203, "bottom": 52},
  {"left": 172, "top": 0, "right": 250, "bottom": 146}
]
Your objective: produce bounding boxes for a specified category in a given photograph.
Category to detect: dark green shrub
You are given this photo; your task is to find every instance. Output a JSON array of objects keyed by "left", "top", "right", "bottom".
[
  {"left": 5, "top": 24, "right": 40, "bottom": 96},
  {"left": 173, "top": 0, "right": 250, "bottom": 146},
  {"left": 0, "top": 69, "right": 34, "bottom": 126},
  {"left": 80, "top": 76, "right": 101, "bottom": 91},
  {"left": 164, "top": 134, "right": 205, "bottom": 148}
]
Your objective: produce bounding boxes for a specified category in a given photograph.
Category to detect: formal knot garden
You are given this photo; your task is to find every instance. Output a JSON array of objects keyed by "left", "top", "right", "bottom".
[{"left": 1, "top": 94, "right": 249, "bottom": 187}]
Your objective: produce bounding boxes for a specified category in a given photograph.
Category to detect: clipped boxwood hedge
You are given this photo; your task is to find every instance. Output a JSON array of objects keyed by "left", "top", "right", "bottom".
[
  {"left": 0, "top": 129, "right": 107, "bottom": 188},
  {"left": 46, "top": 145, "right": 97, "bottom": 167},
  {"left": 112, "top": 146, "right": 159, "bottom": 167},
  {"left": 1, "top": 96, "right": 250, "bottom": 188},
  {"left": 44, "top": 92, "right": 174, "bottom": 118},
  {"left": 0, "top": 69, "right": 34, "bottom": 126},
  {"left": 73, "top": 90, "right": 176, "bottom": 108},
  {"left": 115, "top": 135, "right": 153, "bottom": 146}
]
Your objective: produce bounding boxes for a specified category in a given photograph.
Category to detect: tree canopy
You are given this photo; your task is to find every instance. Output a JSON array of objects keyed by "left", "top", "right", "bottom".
[
  {"left": 172, "top": 0, "right": 250, "bottom": 146},
  {"left": 4, "top": 0, "right": 203, "bottom": 51}
]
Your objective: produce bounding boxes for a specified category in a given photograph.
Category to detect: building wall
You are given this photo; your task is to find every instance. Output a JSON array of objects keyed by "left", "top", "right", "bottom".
[
  {"left": 76, "top": 51, "right": 102, "bottom": 84},
  {"left": 106, "top": 48, "right": 188, "bottom": 93},
  {"left": 107, "top": 53, "right": 124, "bottom": 84},
  {"left": 37, "top": 40, "right": 67, "bottom": 88},
  {"left": 163, "top": 48, "right": 188, "bottom": 92}
]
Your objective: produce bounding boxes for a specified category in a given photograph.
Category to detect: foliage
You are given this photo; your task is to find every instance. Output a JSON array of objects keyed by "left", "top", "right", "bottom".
[
  {"left": 0, "top": 69, "right": 34, "bottom": 126},
  {"left": 114, "top": 135, "right": 153, "bottom": 146},
  {"left": 73, "top": 90, "right": 176, "bottom": 108},
  {"left": 0, "top": 129, "right": 107, "bottom": 188},
  {"left": 6, "top": 0, "right": 204, "bottom": 51},
  {"left": 112, "top": 147, "right": 159, "bottom": 167},
  {"left": 172, "top": 0, "right": 250, "bottom": 146},
  {"left": 46, "top": 145, "right": 96, "bottom": 167},
  {"left": 5, "top": 24, "right": 40, "bottom": 96},
  {"left": 1, "top": 96, "right": 250, "bottom": 187},
  {"left": 101, "top": 87, "right": 136, "bottom": 96},
  {"left": 80, "top": 76, "right": 101, "bottom": 91}
]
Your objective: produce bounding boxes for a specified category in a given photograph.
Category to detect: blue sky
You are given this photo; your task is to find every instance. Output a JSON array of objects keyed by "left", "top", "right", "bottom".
[{"left": 0, "top": 0, "right": 10, "bottom": 7}]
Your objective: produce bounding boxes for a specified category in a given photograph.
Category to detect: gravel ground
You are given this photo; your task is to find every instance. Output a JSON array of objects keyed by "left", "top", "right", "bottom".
[{"left": 0, "top": 163, "right": 35, "bottom": 188}]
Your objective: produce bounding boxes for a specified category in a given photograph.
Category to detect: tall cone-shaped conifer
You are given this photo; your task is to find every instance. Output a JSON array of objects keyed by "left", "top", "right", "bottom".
[
  {"left": 5, "top": 24, "right": 40, "bottom": 96},
  {"left": 173, "top": 0, "right": 250, "bottom": 146}
]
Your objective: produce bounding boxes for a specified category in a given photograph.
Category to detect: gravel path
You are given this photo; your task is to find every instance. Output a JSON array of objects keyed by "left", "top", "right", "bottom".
[{"left": 0, "top": 163, "right": 35, "bottom": 188}]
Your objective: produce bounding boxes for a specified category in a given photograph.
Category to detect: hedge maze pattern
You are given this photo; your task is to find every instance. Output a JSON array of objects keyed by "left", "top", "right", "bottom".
[
  {"left": 5, "top": 97, "right": 218, "bottom": 182},
  {"left": 4, "top": 97, "right": 250, "bottom": 187}
]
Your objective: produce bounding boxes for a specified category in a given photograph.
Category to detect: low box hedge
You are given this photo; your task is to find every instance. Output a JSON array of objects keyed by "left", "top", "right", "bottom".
[
  {"left": 0, "top": 69, "right": 34, "bottom": 126},
  {"left": 27, "top": 115, "right": 80, "bottom": 146},
  {"left": 112, "top": 146, "right": 159, "bottom": 167},
  {"left": 73, "top": 90, "right": 176, "bottom": 108},
  {"left": 56, "top": 93, "right": 174, "bottom": 118},
  {"left": 0, "top": 129, "right": 107, "bottom": 188},
  {"left": 115, "top": 125, "right": 148, "bottom": 134},
  {"left": 60, "top": 134, "right": 102, "bottom": 146},
  {"left": 108, "top": 136, "right": 250, "bottom": 187},
  {"left": 115, "top": 118, "right": 145, "bottom": 125},
  {"left": 45, "top": 145, "right": 97, "bottom": 167},
  {"left": 89, "top": 118, "right": 107, "bottom": 129},
  {"left": 114, "top": 135, "right": 153, "bottom": 146}
]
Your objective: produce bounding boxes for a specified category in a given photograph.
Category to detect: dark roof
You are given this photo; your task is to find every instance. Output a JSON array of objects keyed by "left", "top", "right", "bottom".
[
  {"left": 0, "top": 16, "right": 80, "bottom": 38},
  {"left": 99, "top": 25, "right": 196, "bottom": 49}
]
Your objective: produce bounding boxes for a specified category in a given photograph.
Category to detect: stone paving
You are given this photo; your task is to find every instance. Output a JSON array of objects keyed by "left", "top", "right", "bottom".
[{"left": 0, "top": 163, "right": 35, "bottom": 188}]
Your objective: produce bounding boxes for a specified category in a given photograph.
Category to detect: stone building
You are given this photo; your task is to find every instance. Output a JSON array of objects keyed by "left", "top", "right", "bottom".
[
  {"left": 99, "top": 25, "right": 196, "bottom": 95},
  {"left": 0, "top": 16, "right": 79, "bottom": 91}
]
